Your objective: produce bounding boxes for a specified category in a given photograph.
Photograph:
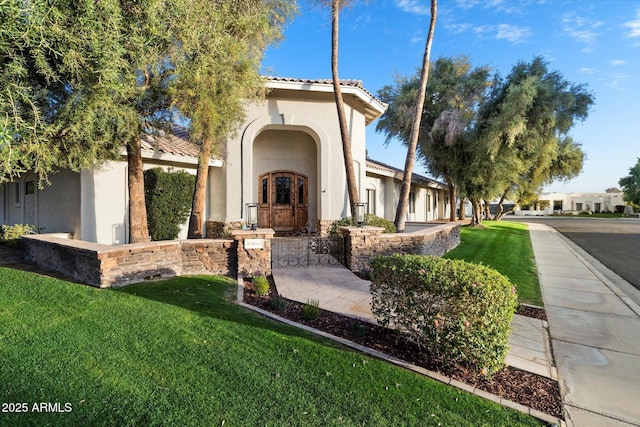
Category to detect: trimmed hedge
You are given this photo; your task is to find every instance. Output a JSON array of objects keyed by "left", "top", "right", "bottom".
[
  {"left": 144, "top": 168, "right": 195, "bottom": 241},
  {"left": 329, "top": 214, "right": 396, "bottom": 236},
  {"left": 370, "top": 254, "right": 518, "bottom": 376}
]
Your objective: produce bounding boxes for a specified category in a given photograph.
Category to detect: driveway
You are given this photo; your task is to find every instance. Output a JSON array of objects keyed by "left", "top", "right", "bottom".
[{"left": 506, "top": 216, "right": 640, "bottom": 292}]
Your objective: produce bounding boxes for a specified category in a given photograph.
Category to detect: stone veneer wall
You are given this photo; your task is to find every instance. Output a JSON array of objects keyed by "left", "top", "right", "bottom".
[
  {"left": 205, "top": 221, "right": 244, "bottom": 238},
  {"left": 22, "top": 234, "right": 237, "bottom": 288},
  {"left": 231, "top": 228, "right": 275, "bottom": 276},
  {"left": 340, "top": 222, "right": 460, "bottom": 273}
]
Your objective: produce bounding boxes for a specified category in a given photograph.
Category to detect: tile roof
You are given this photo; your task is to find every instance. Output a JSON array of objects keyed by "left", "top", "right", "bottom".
[
  {"left": 264, "top": 76, "right": 387, "bottom": 121},
  {"left": 266, "top": 76, "right": 375, "bottom": 96},
  {"left": 366, "top": 157, "right": 447, "bottom": 188},
  {"left": 141, "top": 125, "right": 207, "bottom": 159}
]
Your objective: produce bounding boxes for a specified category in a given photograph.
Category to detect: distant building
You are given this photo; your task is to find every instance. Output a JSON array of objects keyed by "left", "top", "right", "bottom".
[{"left": 515, "top": 191, "right": 626, "bottom": 216}]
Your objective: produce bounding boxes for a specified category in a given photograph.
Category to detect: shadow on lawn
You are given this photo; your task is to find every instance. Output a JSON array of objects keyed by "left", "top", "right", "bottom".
[{"left": 112, "top": 275, "right": 326, "bottom": 342}]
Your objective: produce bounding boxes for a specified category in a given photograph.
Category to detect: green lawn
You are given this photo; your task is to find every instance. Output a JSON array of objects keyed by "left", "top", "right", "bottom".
[
  {"left": 0, "top": 267, "right": 544, "bottom": 426},
  {"left": 444, "top": 221, "right": 543, "bottom": 306}
]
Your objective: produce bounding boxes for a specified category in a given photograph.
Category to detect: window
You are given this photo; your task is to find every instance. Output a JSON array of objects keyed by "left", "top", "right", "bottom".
[
  {"left": 14, "top": 182, "right": 20, "bottom": 206},
  {"left": 25, "top": 180, "right": 35, "bottom": 195},
  {"left": 366, "top": 189, "right": 376, "bottom": 215},
  {"left": 275, "top": 176, "right": 291, "bottom": 204},
  {"left": 409, "top": 192, "right": 415, "bottom": 214},
  {"left": 594, "top": 203, "right": 601, "bottom": 213},
  {"left": 297, "top": 177, "right": 305, "bottom": 204},
  {"left": 576, "top": 202, "right": 583, "bottom": 211},
  {"left": 261, "top": 178, "right": 268, "bottom": 204}
]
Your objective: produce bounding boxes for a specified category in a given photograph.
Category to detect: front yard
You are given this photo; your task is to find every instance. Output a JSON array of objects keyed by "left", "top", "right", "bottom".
[
  {"left": 0, "top": 267, "right": 544, "bottom": 426},
  {"left": 444, "top": 221, "right": 543, "bottom": 306}
]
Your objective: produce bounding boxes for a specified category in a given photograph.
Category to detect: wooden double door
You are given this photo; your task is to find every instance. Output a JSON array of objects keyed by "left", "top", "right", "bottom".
[{"left": 258, "top": 171, "right": 308, "bottom": 232}]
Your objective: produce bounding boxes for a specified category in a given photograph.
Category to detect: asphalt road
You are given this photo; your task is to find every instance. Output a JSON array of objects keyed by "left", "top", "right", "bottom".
[{"left": 506, "top": 216, "right": 640, "bottom": 291}]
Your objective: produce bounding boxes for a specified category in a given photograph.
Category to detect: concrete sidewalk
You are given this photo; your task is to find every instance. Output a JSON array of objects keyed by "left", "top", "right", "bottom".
[{"left": 527, "top": 222, "right": 640, "bottom": 427}]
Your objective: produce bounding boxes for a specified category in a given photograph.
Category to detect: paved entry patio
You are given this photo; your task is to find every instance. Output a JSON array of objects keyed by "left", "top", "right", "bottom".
[{"left": 272, "top": 264, "right": 557, "bottom": 380}]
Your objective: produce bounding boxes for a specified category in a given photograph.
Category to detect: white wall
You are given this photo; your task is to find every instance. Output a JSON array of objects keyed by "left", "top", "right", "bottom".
[
  {"left": 0, "top": 171, "right": 81, "bottom": 235},
  {"left": 223, "top": 91, "right": 369, "bottom": 223}
]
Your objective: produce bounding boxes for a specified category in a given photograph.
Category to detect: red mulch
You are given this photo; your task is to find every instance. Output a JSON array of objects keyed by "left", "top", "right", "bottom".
[{"left": 243, "top": 277, "right": 562, "bottom": 420}]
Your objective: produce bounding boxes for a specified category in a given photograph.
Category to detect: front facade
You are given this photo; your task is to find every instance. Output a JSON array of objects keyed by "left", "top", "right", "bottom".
[
  {"left": 365, "top": 158, "right": 450, "bottom": 222},
  {"left": 1, "top": 77, "right": 453, "bottom": 244},
  {"left": 207, "top": 77, "right": 388, "bottom": 235}
]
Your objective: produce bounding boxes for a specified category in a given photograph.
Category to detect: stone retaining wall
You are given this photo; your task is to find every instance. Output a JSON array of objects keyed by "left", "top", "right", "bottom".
[
  {"left": 22, "top": 235, "right": 237, "bottom": 288},
  {"left": 20, "top": 224, "right": 458, "bottom": 288},
  {"left": 340, "top": 223, "right": 460, "bottom": 273}
]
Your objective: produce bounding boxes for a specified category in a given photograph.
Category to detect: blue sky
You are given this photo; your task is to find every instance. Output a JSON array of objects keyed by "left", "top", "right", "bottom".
[{"left": 261, "top": 0, "right": 640, "bottom": 194}]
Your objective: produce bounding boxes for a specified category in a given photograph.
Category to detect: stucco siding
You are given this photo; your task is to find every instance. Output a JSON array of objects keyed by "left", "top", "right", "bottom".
[
  {"left": 37, "top": 170, "right": 81, "bottom": 236},
  {"left": 225, "top": 92, "right": 369, "bottom": 224}
]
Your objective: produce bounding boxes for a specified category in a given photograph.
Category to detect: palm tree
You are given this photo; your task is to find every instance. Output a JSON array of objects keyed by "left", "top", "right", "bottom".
[
  {"left": 395, "top": 0, "right": 437, "bottom": 232},
  {"left": 330, "top": 0, "right": 359, "bottom": 216}
]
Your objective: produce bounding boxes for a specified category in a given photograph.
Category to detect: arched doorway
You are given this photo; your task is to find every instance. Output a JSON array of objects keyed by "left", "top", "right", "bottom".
[{"left": 258, "top": 171, "right": 308, "bottom": 232}]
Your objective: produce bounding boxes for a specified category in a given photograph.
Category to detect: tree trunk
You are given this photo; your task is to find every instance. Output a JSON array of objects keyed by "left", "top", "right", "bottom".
[
  {"left": 395, "top": 0, "right": 437, "bottom": 232},
  {"left": 448, "top": 182, "right": 456, "bottom": 222},
  {"left": 458, "top": 197, "right": 466, "bottom": 220},
  {"left": 483, "top": 199, "right": 491, "bottom": 221},
  {"left": 493, "top": 192, "right": 506, "bottom": 221},
  {"left": 470, "top": 199, "right": 483, "bottom": 226},
  {"left": 331, "top": 0, "right": 358, "bottom": 216},
  {"left": 127, "top": 137, "right": 150, "bottom": 243},
  {"left": 187, "top": 137, "right": 213, "bottom": 238}
]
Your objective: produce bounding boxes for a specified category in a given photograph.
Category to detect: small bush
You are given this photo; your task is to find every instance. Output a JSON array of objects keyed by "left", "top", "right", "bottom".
[
  {"left": 269, "top": 295, "right": 287, "bottom": 312},
  {"left": 302, "top": 299, "right": 321, "bottom": 320},
  {"left": 370, "top": 254, "right": 518, "bottom": 376},
  {"left": 329, "top": 214, "right": 396, "bottom": 236},
  {"left": 144, "top": 168, "right": 196, "bottom": 241},
  {"left": 253, "top": 275, "right": 270, "bottom": 296},
  {"left": 1, "top": 224, "right": 38, "bottom": 246}
]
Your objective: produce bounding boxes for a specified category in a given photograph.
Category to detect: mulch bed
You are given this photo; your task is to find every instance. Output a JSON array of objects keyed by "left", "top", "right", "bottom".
[{"left": 243, "top": 277, "right": 562, "bottom": 420}]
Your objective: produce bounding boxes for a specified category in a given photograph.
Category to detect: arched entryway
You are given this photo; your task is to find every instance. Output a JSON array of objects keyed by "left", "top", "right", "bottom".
[{"left": 258, "top": 171, "right": 308, "bottom": 232}]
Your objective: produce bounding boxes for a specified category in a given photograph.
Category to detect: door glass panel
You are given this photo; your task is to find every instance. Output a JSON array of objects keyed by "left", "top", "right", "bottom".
[
  {"left": 297, "top": 177, "right": 304, "bottom": 204},
  {"left": 262, "top": 178, "right": 268, "bottom": 204},
  {"left": 275, "top": 176, "right": 291, "bottom": 204}
]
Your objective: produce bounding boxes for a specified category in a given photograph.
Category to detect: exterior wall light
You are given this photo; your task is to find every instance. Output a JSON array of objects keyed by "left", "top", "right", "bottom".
[
  {"left": 355, "top": 202, "right": 367, "bottom": 227},
  {"left": 246, "top": 203, "right": 259, "bottom": 230}
]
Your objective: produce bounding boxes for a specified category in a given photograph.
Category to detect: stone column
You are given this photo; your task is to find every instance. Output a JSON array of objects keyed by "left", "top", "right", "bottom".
[
  {"left": 231, "top": 228, "right": 275, "bottom": 277},
  {"left": 339, "top": 226, "right": 384, "bottom": 273}
]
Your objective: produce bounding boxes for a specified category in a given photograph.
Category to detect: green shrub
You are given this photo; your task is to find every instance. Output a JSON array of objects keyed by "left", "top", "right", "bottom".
[
  {"left": 302, "top": 299, "right": 321, "bottom": 320},
  {"left": 370, "top": 254, "right": 518, "bottom": 376},
  {"left": 329, "top": 214, "right": 396, "bottom": 236},
  {"left": 253, "top": 274, "right": 270, "bottom": 296},
  {"left": 1, "top": 224, "right": 38, "bottom": 246},
  {"left": 144, "top": 168, "right": 196, "bottom": 241},
  {"left": 269, "top": 295, "right": 287, "bottom": 312}
]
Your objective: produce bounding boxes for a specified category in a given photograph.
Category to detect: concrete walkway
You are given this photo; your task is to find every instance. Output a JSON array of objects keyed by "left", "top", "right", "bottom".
[
  {"left": 273, "top": 268, "right": 556, "bottom": 382},
  {"left": 273, "top": 223, "right": 640, "bottom": 426},
  {"left": 527, "top": 222, "right": 640, "bottom": 427}
]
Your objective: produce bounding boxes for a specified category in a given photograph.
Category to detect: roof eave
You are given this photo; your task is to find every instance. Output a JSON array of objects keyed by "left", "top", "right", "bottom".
[{"left": 265, "top": 79, "right": 387, "bottom": 124}]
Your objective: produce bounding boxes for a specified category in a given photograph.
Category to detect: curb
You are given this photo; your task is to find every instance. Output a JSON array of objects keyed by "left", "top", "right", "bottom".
[
  {"left": 236, "top": 277, "right": 565, "bottom": 426},
  {"left": 544, "top": 225, "right": 640, "bottom": 316}
]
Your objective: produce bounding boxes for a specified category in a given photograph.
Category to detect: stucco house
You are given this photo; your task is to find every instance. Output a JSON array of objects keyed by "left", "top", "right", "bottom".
[{"left": 1, "top": 77, "right": 452, "bottom": 244}]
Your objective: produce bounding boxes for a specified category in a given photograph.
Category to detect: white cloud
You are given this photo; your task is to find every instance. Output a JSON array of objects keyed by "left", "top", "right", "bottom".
[
  {"left": 606, "top": 72, "right": 629, "bottom": 91},
  {"left": 495, "top": 24, "right": 531, "bottom": 44},
  {"left": 579, "top": 67, "right": 598, "bottom": 76},
  {"left": 395, "top": 0, "right": 430, "bottom": 15},
  {"left": 610, "top": 60, "right": 627, "bottom": 66},
  {"left": 453, "top": 0, "right": 523, "bottom": 14},
  {"left": 623, "top": 9, "right": 640, "bottom": 38},
  {"left": 445, "top": 23, "right": 472, "bottom": 34},
  {"left": 562, "top": 13, "right": 605, "bottom": 45}
]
